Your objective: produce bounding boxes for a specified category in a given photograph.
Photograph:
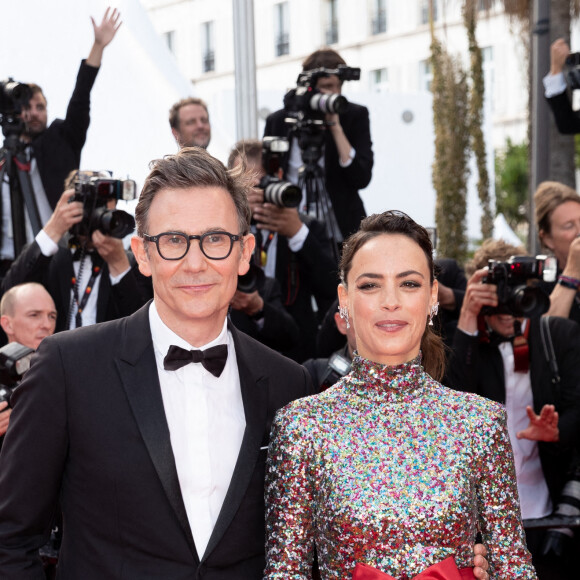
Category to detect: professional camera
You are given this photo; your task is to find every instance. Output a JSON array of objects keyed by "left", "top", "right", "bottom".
[
  {"left": 259, "top": 137, "right": 301, "bottom": 208},
  {"left": 283, "top": 65, "right": 360, "bottom": 122},
  {"left": 0, "top": 78, "right": 32, "bottom": 118},
  {"left": 319, "top": 351, "right": 352, "bottom": 392},
  {"left": 237, "top": 262, "right": 265, "bottom": 294},
  {"left": 0, "top": 342, "right": 34, "bottom": 408},
  {"left": 70, "top": 174, "right": 137, "bottom": 239},
  {"left": 565, "top": 52, "right": 580, "bottom": 89},
  {"left": 482, "top": 255, "right": 557, "bottom": 318}
]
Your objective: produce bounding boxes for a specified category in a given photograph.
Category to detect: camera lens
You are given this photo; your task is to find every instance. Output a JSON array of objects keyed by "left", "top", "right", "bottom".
[
  {"left": 263, "top": 181, "right": 302, "bottom": 208},
  {"left": 309, "top": 92, "right": 347, "bottom": 115},
  {"left": 97, "top": 209, "right": 136, "bottom": 239},
  {"left": 508, "top": 286, "right": 550, "bottom": 318}
]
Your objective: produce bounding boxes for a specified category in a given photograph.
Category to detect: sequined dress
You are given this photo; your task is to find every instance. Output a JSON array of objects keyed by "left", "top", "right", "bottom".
[{"left": 264, "top": 354, "right": 537, "bottom": 579}]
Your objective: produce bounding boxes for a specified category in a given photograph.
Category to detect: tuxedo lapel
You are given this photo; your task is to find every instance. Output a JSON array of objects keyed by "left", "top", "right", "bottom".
[
  {"left": 115, "top": 303, "right": 199, "bottom": 563},
  {"left": 202, "top": 324, "right": 269, "bottom": 560}
]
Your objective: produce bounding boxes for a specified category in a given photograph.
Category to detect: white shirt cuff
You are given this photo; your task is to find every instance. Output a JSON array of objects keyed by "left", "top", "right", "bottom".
[
  {"left": 339, "top": 147, "right": 356, "bottom": 168},
  {"left": 110, "top": 267, "right": 130, "bottom": 285},
  {"left": 543, "top": 72, "right": 567, "bottom": 98},
  {"left": 35, "top": 229, "right": 59, "bottom": 257},
  {"left": 288, "top": 223, "right": 309, "bottom": 252}
]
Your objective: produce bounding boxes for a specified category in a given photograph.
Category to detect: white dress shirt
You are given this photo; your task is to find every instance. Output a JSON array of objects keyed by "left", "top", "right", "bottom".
[
  {"left": 149, "top": 303, "right": 246, "bottom": 559},
  {"left": 499, "top": 337, "right": 552, "bottom": 520}
]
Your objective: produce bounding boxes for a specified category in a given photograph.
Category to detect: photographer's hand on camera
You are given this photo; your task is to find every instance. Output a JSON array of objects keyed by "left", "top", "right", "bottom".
[
  {"left": 457, "top": 269, "right": 498, "bottom": 334},
  {"left": 253, "top": 204, "right": 304, "bottom": 239},
  {"left": 0, "top": 402, "right": 11, "bottom": 437},
  {"left": 91, "top": 230, "right": 130, "bottom": 278},
  {"left": 230, "top": 289, "right": 265, "bottom": 318},
  {"left": 516, "top": 404, "right": 560, "bottom": 442},
  {"left": 42, "top": 190, "right": 84, "bottom": 244}
]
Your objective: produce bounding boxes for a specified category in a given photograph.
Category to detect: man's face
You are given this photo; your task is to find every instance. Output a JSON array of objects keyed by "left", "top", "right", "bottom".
[
  {"left": 485, "top": 314, "right": 518, "bottom": 338},
  {"left": 1, "top": 286, "right": 57, "bottom": 350},
  {"left": 22, "top": 92, "right": 48, "bottom": 137},
  {"left": 172, "top": 104, "right": 211, "bottom": 149},
  {"left": 131, "top": 186, "right": 254, "bottom": 345},
  {"left": 315, "top": 74, "right": 342, "bottom": 95}
]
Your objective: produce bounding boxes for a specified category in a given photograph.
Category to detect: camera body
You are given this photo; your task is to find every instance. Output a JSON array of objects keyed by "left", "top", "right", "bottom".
[
  {"left": 237, "top": 262, "right": 265, "bottom": 294},
  {"left": 259, "top": 137, "right": 301, "bottom": 208},
  {"left": 71, "top": 175, "right": 137, "bottom": 239},
  {"left": 319, "top": 351, "right": 352, "bottom": 392},
  {"left": 482, "top": 255, "right": 556, "bottom": 318},
  {"left": 283, "top": 65, "right": 360, "bottom": 123},
  {"left": 0, "top": 78, "right": 31, "bottom": 118},
  {"left": 0, "top": 342, "right": 34, "bottom": 408},
  {"left": 565, "top": 52, "right": 580, "bottom": 89}
]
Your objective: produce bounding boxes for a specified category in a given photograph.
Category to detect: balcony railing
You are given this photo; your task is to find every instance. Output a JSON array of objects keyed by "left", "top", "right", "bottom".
[
  {"left": 326, "top": 21, "right": 338, "bottom": 45},
  {"left": 371, "top": 10, "right": 387, "bottom": 35},
  {"left": 203, "top": 50, "right": 215, "bottom": 73},
  {"left": 275, "top": 33, "right": 289, "bottom": 57}
]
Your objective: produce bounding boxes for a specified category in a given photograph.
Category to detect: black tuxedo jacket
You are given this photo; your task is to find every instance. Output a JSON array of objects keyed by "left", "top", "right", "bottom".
[
  {"left": 546, "top": 91, "right": 580, "bottom": 135},
  {"left": 446, "top": 316, "right": 580, "bottom": 503},
  {"left": 272, "top": 216, "right": 338, "bottom": 362},
  {"left": 264, "top": 101, "right": 374, "bottom": 239},
  {"left": 0, "top": 303, "right": 313, "bottom": 578},
  {"left": 1, "top": 240, "right": 148, "bottom": 332},
  {"left": 30, "top": 60, "right": 98, "bottom": 208}
]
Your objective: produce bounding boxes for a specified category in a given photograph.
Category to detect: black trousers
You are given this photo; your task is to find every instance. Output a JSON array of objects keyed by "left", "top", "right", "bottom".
[{"left": 525, "top": 528, "right": 576, "bottom": 580}]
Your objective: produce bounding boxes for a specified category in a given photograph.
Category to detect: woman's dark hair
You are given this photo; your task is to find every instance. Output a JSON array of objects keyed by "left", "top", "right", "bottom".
[{"left": 339, "top": 210, "right": 445, "bottom": 381}]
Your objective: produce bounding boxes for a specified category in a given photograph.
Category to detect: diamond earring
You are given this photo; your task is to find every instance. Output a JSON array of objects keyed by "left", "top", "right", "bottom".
[
  {"left": 428, "top": 302, "right": 440, "bottom": 326},
  {"left": 338, "top": 305, "right": 350, "bottom": 329}
]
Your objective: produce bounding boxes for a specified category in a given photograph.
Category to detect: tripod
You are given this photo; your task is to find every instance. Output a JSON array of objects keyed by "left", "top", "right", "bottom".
[
  {"left": 0, "top": 117, "right": 42, "bottom": 259},
  {"left": 294, "top": 120, "right": 341, "bottom": 263}
]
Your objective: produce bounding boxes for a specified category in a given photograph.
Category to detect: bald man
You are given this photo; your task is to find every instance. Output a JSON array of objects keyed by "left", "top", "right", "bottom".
[{"left": 0, "top": 283, "right": 57, "bottom": 435}]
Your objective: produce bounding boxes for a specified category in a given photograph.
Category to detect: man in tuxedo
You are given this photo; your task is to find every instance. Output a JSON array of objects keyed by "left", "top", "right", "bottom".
[
  {"left": 0, "top": 147, "right": 314, "bottom": 578},
  {"left": 169, "top": 97, "right": 212, "bottom": 149}
]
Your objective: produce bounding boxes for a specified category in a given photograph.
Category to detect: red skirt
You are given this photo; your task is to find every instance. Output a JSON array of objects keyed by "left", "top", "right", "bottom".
[{"left": 352, "top": 557, "right": 474, "bottom": 580}]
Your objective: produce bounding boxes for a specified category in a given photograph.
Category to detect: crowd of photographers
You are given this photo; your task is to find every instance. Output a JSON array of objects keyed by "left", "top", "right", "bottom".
[{"left": 2, "top": 9, "right": 580, "bottom": 580}]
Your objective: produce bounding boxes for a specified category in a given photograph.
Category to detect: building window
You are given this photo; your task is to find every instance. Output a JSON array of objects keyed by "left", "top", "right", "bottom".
[
  {"left": 201, "top": 21, "right": 215, "bottom": 72},
  {"left": 325, "top": 0, "right": 339, "bottom": 45},
  {"left": 274, "top": 2, "right": 290, "bottom": 57},
  {"left": 371, "top": 0, "right": 387, "bottom": 35},
  {"left": 420, "top": 0, "right": 438, "bottom": 25},
  {"left": 164, "top": 30, "right": 175, "bottom": 54},
  {"left": 370, "top": 68, "right": 389, "bottom": 93},
  {"left": 419, "top": 59, "right": 433, "bottom": 92}
]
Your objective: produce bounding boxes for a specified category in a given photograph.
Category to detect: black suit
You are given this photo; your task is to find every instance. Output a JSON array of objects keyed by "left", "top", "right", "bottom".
[
  {"left": 264, "top": 101, "right": 373, "bottom": 239},
  {"left": 1, "top": 241, "right": 149, "bottom": 332},
  {"left": 446, "top": 317, "right": 580, "bottom": 504},
  {"left": 546, "top": 91, "right": 580, "bottom": 135},
  {"left": 0, "top": 303, "right": 313, "bottom": 578},
  {"left": 270, "top": 216, "right": 338, "bottom": 362},
  {"left": 30, "top": 60, "right": 98, "bottom": 208}
]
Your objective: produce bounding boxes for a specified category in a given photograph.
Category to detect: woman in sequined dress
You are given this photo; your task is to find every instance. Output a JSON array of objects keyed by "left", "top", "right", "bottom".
[{"left": 264, "top": 211, "right": 537, "bottom": 580}]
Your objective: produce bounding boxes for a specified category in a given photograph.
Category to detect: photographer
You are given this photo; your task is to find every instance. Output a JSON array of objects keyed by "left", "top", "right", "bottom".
[
  {"left": 543, "top": 38, "right": 580, "bottom": 134},
  {"left": 169, "top": 97, "right": 211, "bottom": 149},
  {"left": 1, "top": 171, "right": 148, "bottom": 331},
  {"left": 446, "top": 239, "right": 580, "bottom": 579},
  {"left": 0, "top": 8, "right": 121, "bottom": 271},
  {"left": 228, "top": 139, "right": 337, "bottom": 362},
  {"left": 0, "top": 282, "right": 56, "bottom": 437},
  {"left": 264, "top": 48, "right": 373, "bottom": 241},
  {"left": 534, "top": 180, "right": 580, "bottom": 323}
]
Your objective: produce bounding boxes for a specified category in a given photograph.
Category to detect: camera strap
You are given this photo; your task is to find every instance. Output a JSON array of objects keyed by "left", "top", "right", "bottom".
[
  {"left": 70, "top": 253, "right": 103, "bottom": 328},
  {"left": 513, "top": 319, "right": 530, "bottom": 373},
  {"left": 539, "top": 316, "right": 561, "bottom": 387}
]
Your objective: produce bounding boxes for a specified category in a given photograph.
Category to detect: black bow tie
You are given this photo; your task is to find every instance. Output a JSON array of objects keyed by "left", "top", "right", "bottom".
[{"left": 163, "top": 344, "right": 228, "bottom": 378}]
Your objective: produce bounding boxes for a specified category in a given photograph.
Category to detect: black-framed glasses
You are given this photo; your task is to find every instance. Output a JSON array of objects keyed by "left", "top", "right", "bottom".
[{"left": 143, "top": 231, "right": 242, "bottom": 261}]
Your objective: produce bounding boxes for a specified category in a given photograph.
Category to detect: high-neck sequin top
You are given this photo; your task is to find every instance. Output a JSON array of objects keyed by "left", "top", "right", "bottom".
[{"left": 264, "top": 354, "right": 537, "bottom": 579}]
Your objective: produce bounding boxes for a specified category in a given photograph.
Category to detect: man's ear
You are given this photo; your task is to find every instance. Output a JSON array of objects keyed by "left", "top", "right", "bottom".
[
  {"left": 131, "top": 236, "right": 152, "bottom": 278},
  {"left": 171, "top": 128, "right": 181, "bottom": 145},
  {"left": 238, "top": 233, "right": 256, "bottom": 276},
  {"left": 0, "top": 315, "right": 13, "bottom": 337}
]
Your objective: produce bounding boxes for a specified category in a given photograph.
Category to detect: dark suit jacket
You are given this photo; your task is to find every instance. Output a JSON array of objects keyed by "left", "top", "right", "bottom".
[
  {"left": 546, "top": 90, "right": 580, "bottom": 135},
  {"left": 30, "top": 60, "right": 98, "bottom": 208},
  {"left": 0, "top": 303, "right": 313, "bottom": 579},
  {"left": 272, "top": 216, "right": 338, "bottom": 362},
  {"left": 1, "top": 241, "right": 149, "bottom": 332},
  {"left": 264, "top": 101, "right": 374, "bottom": 239},
  {"left": 446, "top": 316, "right": 580, "bottom": 504}
]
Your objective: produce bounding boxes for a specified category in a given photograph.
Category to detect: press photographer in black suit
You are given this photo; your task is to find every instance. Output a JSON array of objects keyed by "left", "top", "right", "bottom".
[
  {"left": 0, "top": 8, "right": 121, "bottom": 273},
  {"left": 264, "top": 48, "right": 373, "bottom": 242}
]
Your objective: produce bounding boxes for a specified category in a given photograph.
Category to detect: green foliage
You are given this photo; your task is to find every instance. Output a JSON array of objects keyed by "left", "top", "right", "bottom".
[
  {"left": 431, "top": 37, "right": 471, "bottom": 262},
  {"left": 494, "top": 138, "right": 529, "bottom": 229}
]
